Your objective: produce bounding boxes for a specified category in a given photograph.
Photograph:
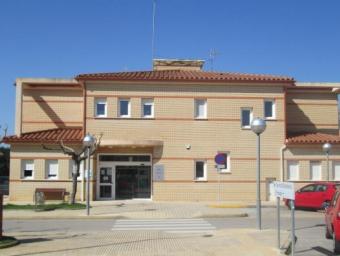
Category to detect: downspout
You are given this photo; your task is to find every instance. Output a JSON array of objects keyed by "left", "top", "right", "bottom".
[
  {"left": 80, "top": 80, "right": 86, "bottom": 202},
  {"left": 280, "top": 144, "right": 287, "bottom": 181}
]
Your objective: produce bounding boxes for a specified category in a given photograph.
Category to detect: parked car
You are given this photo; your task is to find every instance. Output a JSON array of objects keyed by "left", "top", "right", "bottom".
[
  {"left": 325, "top": 189, "right": 340, "bottom": 253},
  {"left": 284, "top": 182, "right": 340, "bottom": 210}
]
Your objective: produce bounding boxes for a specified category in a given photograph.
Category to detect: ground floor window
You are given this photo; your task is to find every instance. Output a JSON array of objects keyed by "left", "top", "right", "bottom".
[
  {"left": 22, "top": 159, "right": 34, "bottom": 179},
  {"left": 195, "top": 160, "right": 207, "bottom": 181},
  {"left": 287, "top": 160, "right": 299, "bottom": 181},
  {"left": 46, "top": 160, "right": 58, "bottom": 179},
  {"left": 69, "top": 160, "right": 84, "bottom": 180},
  {"left": 310, "top": 161, "right": 322, "bottom": 181}
]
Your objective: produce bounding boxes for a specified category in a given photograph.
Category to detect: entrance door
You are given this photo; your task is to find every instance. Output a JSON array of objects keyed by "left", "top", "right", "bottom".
[
  {"left": 115, "top": 166, "right": 151, "bottom": 199},
  {"left": 98, "top": 166, "right": 115, "bottom": 199}
]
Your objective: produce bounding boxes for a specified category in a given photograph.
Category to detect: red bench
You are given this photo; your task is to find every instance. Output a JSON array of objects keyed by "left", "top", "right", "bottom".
[{"left": 35, "top": 188, "right": 68, "bottom": 201}]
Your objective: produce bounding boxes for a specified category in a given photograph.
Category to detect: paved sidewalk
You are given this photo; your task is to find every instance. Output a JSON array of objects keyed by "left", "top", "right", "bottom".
[
  {"left": 1, "top": 229, "right": 285, "bottom": 256},
  {"left": 3, "top": 200, "right": 277, "bottom": 220}
]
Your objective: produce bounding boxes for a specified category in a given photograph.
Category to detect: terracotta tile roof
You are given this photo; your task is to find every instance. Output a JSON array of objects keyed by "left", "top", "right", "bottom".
[
  {"left": 76, "top": 70, "right": 294, "bottom": 84},
  {"left": 2, "top": 127, "right": 83, "bottom": 144},
  {"left": 286, "top": 132, "right": 340, "bottom": 144}
]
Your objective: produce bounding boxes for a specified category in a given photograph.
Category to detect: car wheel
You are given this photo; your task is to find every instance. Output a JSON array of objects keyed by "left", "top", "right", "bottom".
[
  {"left": 333, "top": 232, "right": 340, "bottom": 254},
  {"left": 326, "top": 225, "right": 332, "bottom": 239},
  {"left": 286, "top": 200, "right": 291, "bottom": 210}
]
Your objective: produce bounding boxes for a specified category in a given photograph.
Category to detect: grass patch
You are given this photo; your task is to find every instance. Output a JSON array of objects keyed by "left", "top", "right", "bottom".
[
  {"left": 4, "top": 203, "right": 86, "bottom": 211},
  {"left": 0, "top": 236, "right": 19, "bottom": 249}
]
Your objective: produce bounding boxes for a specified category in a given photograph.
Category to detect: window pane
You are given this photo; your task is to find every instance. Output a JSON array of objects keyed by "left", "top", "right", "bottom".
[
  {"left": 195, "top": 100, "right": 206, "bottom": 118},
  {"left": 47, "top": 160, "right": 58, "bottom": 178},
  {"left": 264, "top": 101, "right": 273, "bottom": 118},
  {"left": 196, "top": 162, "right": 204, "bottom": 178},
  {"left": 242, "top": 110, "right": 250, "bottom": 127},
  {"left": 120, "top": 100, "right": 129, "bottom": 116},
  {"left": 24, "top": 169, "right": 32, "bottom": 177},
  {"left": 144, "top": 104, "right": 152, "bottom": 116},
  {"left": 96, "top": 103, "right": 106, "bottom": 116},
  {"left": 23, "top": 160, "right": 34, "bottom": 178}
]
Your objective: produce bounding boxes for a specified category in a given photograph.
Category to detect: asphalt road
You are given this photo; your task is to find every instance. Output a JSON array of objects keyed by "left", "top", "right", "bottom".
[{"left": 3, "top": 207, "right": 334, "bottom": 255}]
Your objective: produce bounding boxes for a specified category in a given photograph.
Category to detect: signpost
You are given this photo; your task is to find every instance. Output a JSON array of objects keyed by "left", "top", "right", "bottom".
[
  {"left": 215, "top": 153, "right": 226, "bottom": 201},
  {"left": 273, "top": 181, "right": 295, "bottom": 255}
]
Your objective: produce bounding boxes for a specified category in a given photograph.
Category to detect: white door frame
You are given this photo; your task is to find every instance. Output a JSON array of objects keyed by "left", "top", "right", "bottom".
[
  {"left": 96, "top": 153, "right": 153, "bottom": 200},
  {"left": 97, "top": 163, "right": 115, "bottom": 200}
]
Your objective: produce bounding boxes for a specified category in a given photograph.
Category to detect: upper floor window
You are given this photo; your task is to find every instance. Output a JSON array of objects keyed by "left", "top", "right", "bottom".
[
  {"left": 195, "top": 160, "right": 207, "bottom": 181},
  {"left": 119, "top": 98, "right": 131, "bottom": 117},
  {"left": 95, "top": 98, "right": 107, "bottom": 117},
  {"left": 241, "top": 108, "right": 253, "bottom": 129},
  {"left": 22, "top": 159, "right": 34, "bottom": 179},
  {"left": 142, "top": 99, "right": 154, "bottom": 118},
  {"left": 195, "top": 99, "right": 207, "bottom": 119},
  {"left": 46, "top": 160, "right": 58, "bottom": 179},
  {"left": 264, "top": 99, "right": 275, "bottom": 119}
]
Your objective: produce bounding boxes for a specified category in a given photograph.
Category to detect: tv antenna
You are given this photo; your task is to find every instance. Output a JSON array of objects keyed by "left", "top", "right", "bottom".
[
  {"left": 151, "top": 0, "right": 157, "bottom": 62},
  {"left": 208, "top": 49, "right": 219, "bottom": 71}
]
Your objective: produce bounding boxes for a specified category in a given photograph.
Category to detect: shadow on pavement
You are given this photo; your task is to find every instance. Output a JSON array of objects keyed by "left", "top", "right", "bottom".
[
  {"left": 312, "top": 246, "right": 334, "bottom": 256},
  {"left": 19, "top": 238, "right": 52, "bottom": 244}
]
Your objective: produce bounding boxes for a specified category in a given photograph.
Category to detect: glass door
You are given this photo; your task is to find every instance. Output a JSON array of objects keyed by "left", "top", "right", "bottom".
[{"left": 99, "top": 166, "right": 115, "bottom": 199}]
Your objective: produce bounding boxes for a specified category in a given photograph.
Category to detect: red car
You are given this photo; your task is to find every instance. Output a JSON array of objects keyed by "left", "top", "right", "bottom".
[
  {"left": 325, "top": 189, "right": 340, "bottom": 253},
  {"left": 285, "top": 182, "right": 340, "bottom": 210}
]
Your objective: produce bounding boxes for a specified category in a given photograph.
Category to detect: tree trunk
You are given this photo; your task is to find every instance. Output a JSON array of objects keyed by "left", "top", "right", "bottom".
[{"left": 70, "top": 162, "right": 80, "bottom": 204}]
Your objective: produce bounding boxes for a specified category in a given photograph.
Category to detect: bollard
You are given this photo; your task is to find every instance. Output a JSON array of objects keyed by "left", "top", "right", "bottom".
[{"left": 0, "top": 193, "right": 3, "bottom": 239}]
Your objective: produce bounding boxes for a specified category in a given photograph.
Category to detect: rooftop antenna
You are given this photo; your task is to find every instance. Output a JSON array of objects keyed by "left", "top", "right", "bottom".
[
  {"left": 208, "top": 48, "right": 219, "bottom": 71},
  {"left": 151, "top": 0, "right": 156, "bottom": 63}
]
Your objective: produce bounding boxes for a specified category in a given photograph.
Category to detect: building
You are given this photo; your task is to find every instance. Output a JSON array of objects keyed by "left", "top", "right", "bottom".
[{"left": 3, "top": 59, "right": 340, "bottom": 202}]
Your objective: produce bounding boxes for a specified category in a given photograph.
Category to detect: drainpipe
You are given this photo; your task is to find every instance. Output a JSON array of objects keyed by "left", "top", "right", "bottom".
[{"left": 280, "top": 144, "right": 287, "bottom": 181}]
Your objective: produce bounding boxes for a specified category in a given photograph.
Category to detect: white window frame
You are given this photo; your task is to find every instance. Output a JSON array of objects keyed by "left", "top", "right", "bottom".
[
  {"left": 218, "top": 151, "right": 231, "bottom": 173},
  {"left": 21, "top": 159, "right": 34, "bottom": 179},
  {"left": 69, "top": 160, "right": 84, "bottom": 180},
  {"left": 194, "top": 160, "right": 207, "bottom": 181},
  {"left": 194, "top": 99, "right": 207, "bottom": 119},
  {"left": 95, "top": 98, "right": 107, "bottom": 118},
  {"left": 118, "top": 98, "right": 131, "bottom": 118},
  {"left": 142, "top": 98, "right": 154, "bottom": 118},
  {"left": 241, "top": 107, "right": 253, "bottom": 129},
  {"left": 310, "top": 161, "right": 322, "bottom": 181},
  {"left": 46, "top": 159, "right": 59, "bottom": 180},
  {"left": 264, "top": 99, "right": 276, "bottom": 120},
  {"left": 287, "top": 160, "right": 299, "bottom": 181}
]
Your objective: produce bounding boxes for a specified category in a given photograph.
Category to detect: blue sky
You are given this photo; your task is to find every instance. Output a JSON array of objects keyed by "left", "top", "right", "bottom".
[{"left": 1, "top": 0, "right": 340, "bottom": 134}]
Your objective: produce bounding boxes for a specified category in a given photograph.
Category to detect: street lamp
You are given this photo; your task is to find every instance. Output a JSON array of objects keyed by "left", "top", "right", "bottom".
[
  {"left": 323, "top": 142, "right": 332, "bottom": 181},
  {"left": 251, "top": 117, "right": 267, "bottom": 230},
  {"left": 83, "top": 133, "right": 95, "bottom": 216}
]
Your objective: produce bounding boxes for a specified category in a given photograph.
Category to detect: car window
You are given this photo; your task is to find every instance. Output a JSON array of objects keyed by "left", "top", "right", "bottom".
[
  {"left": 300, "top": 185, "right": 315, "bottom": 192},
  {"left": 332, "top": 191, "right": 340, "bottom": 207},
  {"left": 315, "top": 185, "right": 327, "bottom": 192}
]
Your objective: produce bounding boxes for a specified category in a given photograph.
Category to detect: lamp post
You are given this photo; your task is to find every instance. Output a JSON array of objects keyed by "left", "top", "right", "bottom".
[
  {"left": 323, "top": 142, "right": 332, "bottom": 181},
  {"left": 251, "top": 117, "right": 267, "bottom": 230},
  {"left": 83, "top": 133, "right": 95, "bottom": 216}
]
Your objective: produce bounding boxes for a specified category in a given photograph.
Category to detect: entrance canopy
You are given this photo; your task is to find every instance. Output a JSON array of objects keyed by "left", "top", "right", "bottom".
[{"left": 100, "top": 139, "right": 163, "bottom": 147}]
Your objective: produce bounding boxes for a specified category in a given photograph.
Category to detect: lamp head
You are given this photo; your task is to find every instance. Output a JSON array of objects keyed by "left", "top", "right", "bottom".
[
  {"left": 251, "top": 118, "right": 267, "bottom": 135},
  {"left": 323, "top": 142, "right": 332, "bottom": 153},
  {"left": 83, "top": 133, "right": 95, "bottom": 148}
]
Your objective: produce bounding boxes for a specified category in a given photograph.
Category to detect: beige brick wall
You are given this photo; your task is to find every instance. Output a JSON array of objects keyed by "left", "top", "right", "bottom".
[
  {"left": 286, "top": 90, "right": 339, "bottom": 134},
  {"left": 21, "top": 87, "right": 83, "bottom": 133},
  {"left": 284, "top": 145, "right": 340, "bottom": 182},
  {"left": 9, "top": 144, "right": 91, "bottom": 202},
  {"left": 85, "top": 82, "right": 285, "bottom": 201}
]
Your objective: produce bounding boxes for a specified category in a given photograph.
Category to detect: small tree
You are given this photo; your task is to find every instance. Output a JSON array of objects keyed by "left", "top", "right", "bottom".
[{"left": 43, "top": 133, "right": 102, "bottom": 204}]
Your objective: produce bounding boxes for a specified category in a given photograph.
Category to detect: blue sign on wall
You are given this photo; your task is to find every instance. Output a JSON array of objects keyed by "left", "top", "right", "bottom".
[{"left": 214, "top": 153, "right": 226, "bottom": 165}]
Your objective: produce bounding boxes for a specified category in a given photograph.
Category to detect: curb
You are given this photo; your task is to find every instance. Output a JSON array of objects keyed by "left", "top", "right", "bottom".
[{"left": 4, "top": 213, "right": 248, "bottom": 220}]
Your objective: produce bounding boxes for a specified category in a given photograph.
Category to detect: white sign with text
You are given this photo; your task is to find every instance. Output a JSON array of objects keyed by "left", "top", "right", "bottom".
[{"left": 273, "top": 181, "right": 295, "bottom": 200}]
